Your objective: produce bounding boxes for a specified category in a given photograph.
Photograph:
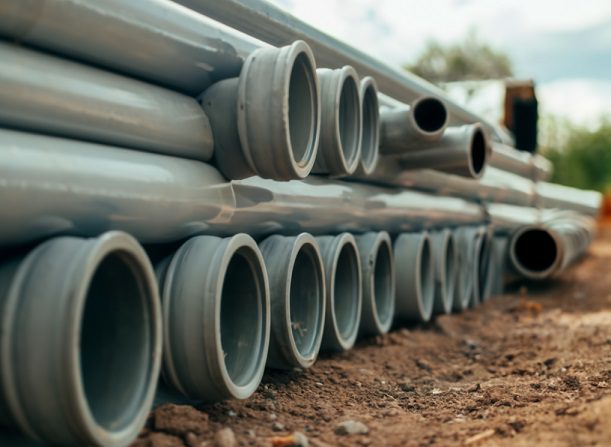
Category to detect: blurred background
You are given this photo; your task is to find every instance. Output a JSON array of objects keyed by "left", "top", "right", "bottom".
[{"left": 271, "top": 0, "right": 611, "bottom": 198}]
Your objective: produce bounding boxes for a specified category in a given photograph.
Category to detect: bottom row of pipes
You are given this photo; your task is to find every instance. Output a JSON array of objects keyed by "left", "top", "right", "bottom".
[{"left": 0, "top": 222, "right": 591, "bottom": 446}]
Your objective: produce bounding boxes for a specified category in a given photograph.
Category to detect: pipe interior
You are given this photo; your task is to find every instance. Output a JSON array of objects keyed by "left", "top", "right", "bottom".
[
  {"left": 470, "top": 128, "right": 487, "bottom": 175},
  {"left": 334, "top": 243, "right": 360, "bottom": 339},
  {"left": 288, "top": 52, "right": 316, "bottom": 165},
  {"left": 413, "top": 98, "right": 448, "bottom": 133},
  {"left": 476, "top": 234, "right": 490, "bottom": 297},
  {"left": 80, "top": 252, "right": 152, "bottom": 431},
  {"left": 220, "top": 248, "right": 265, "bottom": 387},
  {"left": 445, "top": 236, "right": 456, "bottom": 299},
  {"left": 289, "top": 245, "right": 322, "bottom": 358},
  {"left": 514, "top": 229, "right": 559, "bottom": 273},
  {"left": 361, "top": 84, "right": 378, "bottom": 168},
  {"left": 338, "top": 75, "right": 360, "bottom": 165},
  {"left": 419, "top": 238, "right": 434, "bottom": 311},
  {"left": 373, "top": 241, "right": 393, "bottom": 324}
]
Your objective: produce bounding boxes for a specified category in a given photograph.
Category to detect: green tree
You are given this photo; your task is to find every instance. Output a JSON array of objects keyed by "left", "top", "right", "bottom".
[{"left": 406, "top": 30, "right": 513, "bottom": 84}]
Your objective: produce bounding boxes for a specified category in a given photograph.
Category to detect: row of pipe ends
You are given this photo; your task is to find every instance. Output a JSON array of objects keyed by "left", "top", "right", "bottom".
[{"left": 0, "top": 223, "right": 508, "bottom": 446}]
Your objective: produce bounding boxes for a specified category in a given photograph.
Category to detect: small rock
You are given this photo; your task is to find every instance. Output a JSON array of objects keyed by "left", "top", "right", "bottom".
[
  {"left": 268, "top": 413, "right": 278, "bottom": 421},
  {"left": 226, "top": 410, "right": 237, "bottom": 417},
  {"left": 399, "top": 382, "right": 415, "bottom": 392},
  {"left": 468, "top": 383, "right": 481, "bottom": 393},
  {"left": 335, "top": 420, "right": 369, "bottom": 436},
  {"left": 185, "top": 432, "right": 201, "bottom": 447},
  {"left": 271, "top": 431, "right": 309, "bottom": 447},
  {"left": 543, "top": 357, "right": 557, "bottom": 368},
  {"left": 415, "top": 359, "right": 432, "bottom": 372},
  {"left": 214, "top": 428, "right": 237, "bottom": 447},
  {"left": 153, "top": 404, "right": 209, "bottom": 436},
  {"left": 273, "top": 422, "right": 286, "bottom": 432}
]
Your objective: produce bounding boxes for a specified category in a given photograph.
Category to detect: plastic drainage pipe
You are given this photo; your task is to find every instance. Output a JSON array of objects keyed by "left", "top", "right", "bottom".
[
  {"left": 312, "top": 66, "right": 362, "bottom": 176},
  {"left": 536, "top": 182, "right": 602, "bottom": 217},
  {"left": 394, "top": 232, "right": 435, "bottom": 323},
  {"left": 0, "top": 232, "right": 162, "bottom": 446},
  {"left": 155, "top": 234, "right": 270, "bottom": 401},
  {"left": 355, "top": 77, "right": 381, "bottom": 176},
  {"left": 453, "top": 227, "right": 476, "bottom": 312},
  {"left": 202, "top": 41, "right": 321, "bottom": 180},
  {"left": 430, "top": 229, "right": 458, "bottom": 315},
  {"left": 379, "top": 97, "right": 448, "bottom": 155},
  {"left": 0, "top": 41, "right": 214, "bottom": 162},
  {"left": 259, "top": 233, "right": 325, "bottom": 369},
  {"left": 471, "top": 226, "right": 494, "bottom": 306},
  {"left": 397, "top": 124, "right": 490, "bottom": 179},
  {"left": 317, "top": 233, "right": 363, "bottom": 351},
  {"left": 508, "top": 225, "right": 563, "bottom": 280},
  {"left": 491, "top": 236, "right": 509, "bottom": 296},
  {"left": 0, "top": 0, "right": 261, "bottom": 95},
  {"left": 355, "top": 232, "right": 396, "bottom": 336},
  {"left": 173, "top": 0, "right": 514, "bottom": 144}
]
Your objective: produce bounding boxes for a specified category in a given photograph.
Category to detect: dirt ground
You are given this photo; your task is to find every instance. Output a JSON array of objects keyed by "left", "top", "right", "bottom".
[{"left": 134, "top": 225, "right": 611, "bottom": 447}]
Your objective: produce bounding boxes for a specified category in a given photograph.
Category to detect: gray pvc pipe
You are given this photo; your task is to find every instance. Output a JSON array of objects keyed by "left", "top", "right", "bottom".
[
  {"left": 452, "top": 227, "right": 476, "bottom": 312},
  {"left": 202, "top": 41, "right": 321, "bottom": 180},
  {"left": 355, "top": 77, "right": 381, "bottom": 176},
  {"left": 312, "top": 67, "right": 362, "bottom": 176},
  {"left": 394, "top": 231, "right": 435, "bottom": 323},
  {"left": 397, "top": 124, "right": 490, "bottom": 179},
  {"left": 0, "top": 41, "right": 214, "bottom": 162},
  {"left": 155, "top": 234, "right": 270, "bottom": 401},
  {"left": 508, "top": 225, "right": 563, "bottom": 280},
  {"left": 430, "top": 229, "right": 458, "bottom": 315},
  {"left": 0, "top": 0, "right": 261, "bottom": 95},
  {"left": 355, "top": 232, "right": 396, "bottom": 336},
  {"left": 379, "top": 97, "right": 448, "bottom": 155},
  {"left": 491, "top": 235, "right": 509, "bottom": 296},
  {"left": 259, "top": 233, "right": 326, "bottom": 369},
  {"left": 536, "top": 182, "right": 602, "bottom": 217},
  {"left": 174, "top": 0, "right": 514, "bottom": 144},
  {"left": 471, "top": 226, "right": 494, "bottom": 306},
  {"left": 0, "top": 232, "right": 162, "bottom": 446},
  {"left": 317, "top": 233, "right": 363, "bottom": 351}
]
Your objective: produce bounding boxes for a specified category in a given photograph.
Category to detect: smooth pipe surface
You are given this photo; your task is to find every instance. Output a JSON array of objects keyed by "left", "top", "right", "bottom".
[
  {"left": 317, "top": 233, "right": 363, "bottom": 351},
  {"left": 397, "top": 124, "right": 490, "bottom": 179},
  {"left": 259, "top": 233, "right": 325, "bottom": 368},
  {"left": 491, "top": 235, "right": 508, "bottom": 296},
  {"left": 394, "top": 232, "right": 435, "bottom": 322},
  {"left": 453, "top": 227, "right": 476, "bottom": 312},
  {"left": 202, "top": 41, "right": 320, "bottom": 180},
  {"left": 536, "top": 182, "right": 603, "bottom": 217},
  {"left": 355, "top": 232, "right": 395, "bottom": 336},
  {"left": 0, "top": 232, "right": 162, "bottom": 446},
  {"left": 173, "top": 0, "right": 514, "bottom": 144},
  {"left": 312, "top": 66, "right": 362, "bottom": 176},
  {"left": 355, "top": 77, "right": 381, "bottom": 176},
  {"left": 430, "top": 229, "right": 457, "bottom": 315},
  {"left": 0, "top": 41, "right": 214, "bottom": 162},
  {"left": 0, "top": 0, "right": 261, "bottom": 95},
  {"left": 155, "top": 234, "right": 270, "bottom": 401},
  {"left": 379, "top": 97, "right": 448, "bottom": 155}
]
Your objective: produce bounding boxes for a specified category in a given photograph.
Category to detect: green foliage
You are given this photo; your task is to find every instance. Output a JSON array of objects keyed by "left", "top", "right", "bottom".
[
  {"left": 406, "top": 30, "right": 513, "bottom": 83},
  {"left": 541, "top": 118, "right": 611, "bottom": 192}
]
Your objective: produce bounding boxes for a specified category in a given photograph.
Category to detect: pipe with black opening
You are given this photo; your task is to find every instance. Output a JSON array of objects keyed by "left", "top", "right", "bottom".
[
  {"left": 430, "top": 229, "right": 458, "bottom": 315},
  {"left": 355, "top": 77, "right": 381, "bottom": 176}
]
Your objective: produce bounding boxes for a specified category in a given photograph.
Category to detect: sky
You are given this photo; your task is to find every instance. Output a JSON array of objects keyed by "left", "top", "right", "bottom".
[{"left": 270, "top": 0, "right": 611, "bottom": 127}]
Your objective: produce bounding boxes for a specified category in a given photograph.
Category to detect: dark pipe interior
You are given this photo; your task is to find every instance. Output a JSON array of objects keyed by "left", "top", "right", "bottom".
[
  {"left": 514, "top": 229, "right": 559, "bottom": 272},
  {"left": 334, "top": 243, "right": 360, "bottom": 339},
  {"left": 338, "top": 75, "right": 360, "bottom": 165},
  {"left": 470, "top": 129, "right": 487, "bottom": 175},
  {"left": 373, "top": 241, "right": 393, "bottom": 324},
  {"left": 361, "top": 84, "right": 378, "bottom": 168},
  {"left": 288, "top": 52, "right": 316, "bottom": 164},
  {"left": 413, "top": 98, "right": 448, "bottom": 133}
]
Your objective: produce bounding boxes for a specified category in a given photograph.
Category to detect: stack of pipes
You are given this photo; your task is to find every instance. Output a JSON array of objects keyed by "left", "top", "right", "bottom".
[{"left": 0, "top": 1, "right": 600, "bottom": 446}]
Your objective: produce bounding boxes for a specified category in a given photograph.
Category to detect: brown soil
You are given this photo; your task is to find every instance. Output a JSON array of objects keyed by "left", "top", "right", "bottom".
[{"left": 134, "top": 226, "right": 611, "bottom": 447}]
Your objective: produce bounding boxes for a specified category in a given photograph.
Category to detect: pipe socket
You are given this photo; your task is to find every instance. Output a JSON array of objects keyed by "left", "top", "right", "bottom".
[
  {"left": 312, "top": 66, "right": 362, "bottom": 176},
  {"left": 355, "top": 77, "right": 381, "bottom": 176},
  {"left": 317, "top": 233, "right": 363, "bottom": 351},
  {"left": 355, "top": 232, "right": 395, "bottom": 336},
  {"left": 394, "top": 231, "right": 435, "bottom": 322},
  {"left": 380, "top": 97, "right": 448, "bottom": 155},
  {"left": 398, "top": 123, "right": 490, "bottom": 179},
  {"left": 156, "top": 234, "right": 270, "bottom": 401},
  {"left": 0, "top": 232, "right": 161, "bottom": 446},
  {"left": 430, "top": 229, "right": 458, "bottom": 315},
  {"left": 259, "top": 233, "right": 325, "bottom": 369},
  {"left": 202, "top": 41, "right": 320, "bottom": 180},
  {"left": 453, "top": 227, "right": 476, "bottom": 312}
]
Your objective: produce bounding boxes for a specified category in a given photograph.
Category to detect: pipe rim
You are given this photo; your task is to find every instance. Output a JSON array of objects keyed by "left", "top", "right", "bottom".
[
  {"left": 467, "top": 124, "right": 489, "bottom": 179},
  {"left": 418, "top": 233, "right": 435, "bottom": 321},
  {"left": 334, "top": 66, "right": 362, "bottom": 175},
  {"left": 358, "top": 76, "right": 380, "bottom": 175},
  {"left": 509, "top": 225, "right": 562, "bottom": 280},
  {"left": 324, "top": 233, "right": 362, "bottom": 350},
  {"left": 2, "top": 232, "right": 162, "bottom": 446},
  {"left": 410, "top": 97, "right": 449, "bottom": 136}
]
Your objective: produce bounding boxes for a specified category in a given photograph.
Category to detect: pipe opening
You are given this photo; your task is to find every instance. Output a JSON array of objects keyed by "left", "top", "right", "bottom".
[
  {"left": 413, "top": 98, "right": 448, "bottom": 133},
  {"left": 289, "top": 245, "right": 323, "bottom": 358},
  {"left": 420, "top": 239, "right": 434, "bottom": 312},
  {"left": 470, "top": 128, "right": 487, "bottom": 175},
  {"left": 334, "top": 243, "right": 360, "bottom": 339},
  {"left": 374, "top": 241, "right": 393, "bottom": 324},
  {"left": 338, "top": 75, "right": 360, "bottom": 166},
  {"left": 80, "top": 252, "right": 153, "bottom": 431},
  {"left": 288, "top": 52, "right": 317, "bottom": 165},
  {"left": 476, "top": 234, "right": 490, "bottom": 298},
  {"left": 514, "top": 229, "right": 559, "bottom": 273},
  {"left": 445, "top": 237, "right": 456, "bottom": 299},
  {"left": 361, "top": 83, "right": 379, "bottom": 169},
  {"left": 220, "top": 248, "right": 265, "bottom": 387}
]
